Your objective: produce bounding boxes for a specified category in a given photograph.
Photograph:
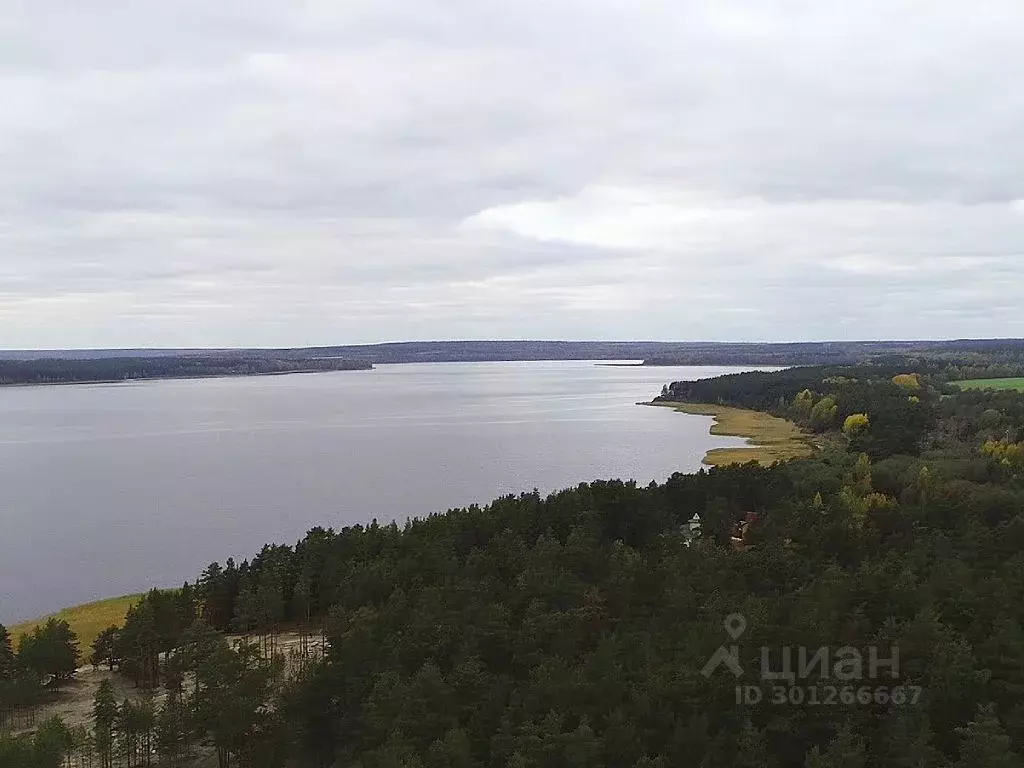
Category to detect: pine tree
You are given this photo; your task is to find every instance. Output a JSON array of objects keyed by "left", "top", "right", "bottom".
[
  {"left": 876, "top": 709, "right": 942, "bottom": 768},
  {"left": 193, "top": 637, "right": 272, "bottom": 768},
  {"left": 31, "top": 716, "right": 75, "bottom": 767},
  {"left": 92, "top": 681, "right": 118, "bottom": 768},
  {"left": 428, "top": 727, "right": 475, "bottom": 768},
  {"left": 117, "top": 699, "right": 139, "bottom": 768},
  {"left": 136, "top": 697, "right": 156, "bottom": 768},
  {"left": 804, "top": 724, "right": 866, "bottom": 768},
  {"left": 91, "top": 626, "right": 121, "bottom": 671},
  {"left": 17, "top": 618, "right": 79, "bottom": 689},
  {"left": 734, "top": 721, "right": 771, "bottom": 768},
  {"left": 981, "top": 621, "right": 1024, "bottom": 749},
  {"left": 0, "top": 624, "right": 15, "bottom": 680},
  {"left": 564, "top": 717, "right": 600, "bottom": 768},
  {"left": 0, "top": 624, "right": 17, "bottom": 732},
  {"left": 954, "top": 704, "right": 1024, "bottom": 768},
  {"left": 156, "top": 693, "right": 190, "bottom": 762},
  {"left": 232, "top": 575, "right": 259, "bottom": 637}
]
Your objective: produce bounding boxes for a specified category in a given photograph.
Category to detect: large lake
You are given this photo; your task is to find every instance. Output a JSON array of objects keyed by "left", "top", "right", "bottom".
[{"left": 0, "top": 361, "right": 765, "bottom": 623}]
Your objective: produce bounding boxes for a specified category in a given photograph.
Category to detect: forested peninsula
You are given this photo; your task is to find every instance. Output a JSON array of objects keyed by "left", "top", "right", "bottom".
[
  {"left": 0, "top": 356, "right": 372, "bottom": 386},
  {"left": 5, "top": 349, "right": 1024, "bottom": 766}
]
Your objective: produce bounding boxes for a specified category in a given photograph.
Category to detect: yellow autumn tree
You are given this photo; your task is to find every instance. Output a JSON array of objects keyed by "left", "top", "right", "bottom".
[
  {"left": 981, "top": 439, "right": 1024, "bottom": 472},
  {"left": 791, "top": 389, "right": 815, "bottom": 420},
  {"left": 809, "top": 396, "right": 838, "bottom": 431},
  {"left": 843, "top": 413, "right": 870, "bottom": 436},
  {"left": 892, "top": 373, "right": 921, "bottom": 391}
]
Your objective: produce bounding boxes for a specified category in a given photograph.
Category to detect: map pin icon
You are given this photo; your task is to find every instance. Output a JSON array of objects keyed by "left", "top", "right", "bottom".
[{"left": 724, "top": 613, "right": 747, "bottom": 640}]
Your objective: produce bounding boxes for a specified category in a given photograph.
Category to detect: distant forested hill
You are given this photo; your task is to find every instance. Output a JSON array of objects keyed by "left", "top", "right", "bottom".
[
  {"left": 4, "top": 338, "right": 1024, "bottom": 367},
  {"left": 0, "top": 355, "right": 371, "bottom": 386}
]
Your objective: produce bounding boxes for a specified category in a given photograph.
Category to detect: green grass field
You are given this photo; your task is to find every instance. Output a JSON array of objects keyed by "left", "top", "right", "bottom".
[
  {"left": 954, "top": 378, "right": 1024, "bottom": 392},
  {"left": 10, "top": 594, "right": 143, "bottom": 663}
]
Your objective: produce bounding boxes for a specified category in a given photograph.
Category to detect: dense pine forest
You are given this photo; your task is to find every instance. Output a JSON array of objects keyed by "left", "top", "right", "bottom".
[{"left": 4, "top": 354, "right": 1024, "bottom": 766}]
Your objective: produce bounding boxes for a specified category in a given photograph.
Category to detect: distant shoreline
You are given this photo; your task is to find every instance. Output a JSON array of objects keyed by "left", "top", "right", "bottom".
[
  {"left": 0, "top": 362, "right": 374, "bottom": 389},
  {"left": 9, "top": 338, "right": 1022, "bottom": 367},
  {"left": 641, "top": 400, "right": 815, "bottom": 466}
]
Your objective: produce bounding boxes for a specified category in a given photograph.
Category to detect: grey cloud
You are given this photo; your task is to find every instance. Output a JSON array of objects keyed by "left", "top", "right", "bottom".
[{"left": 2, "top": 1, "right": 1024, "bottom": 347}]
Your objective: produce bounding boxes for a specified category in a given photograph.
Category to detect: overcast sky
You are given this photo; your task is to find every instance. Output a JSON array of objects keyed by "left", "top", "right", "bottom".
[{"left": 3, "top": 1, "right": 1024, "bottom": 348}]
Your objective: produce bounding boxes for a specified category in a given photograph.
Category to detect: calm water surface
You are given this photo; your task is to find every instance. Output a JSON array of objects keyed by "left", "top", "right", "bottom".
[{"left": 0, "top": 361, "right": 768, "bottom": 622}]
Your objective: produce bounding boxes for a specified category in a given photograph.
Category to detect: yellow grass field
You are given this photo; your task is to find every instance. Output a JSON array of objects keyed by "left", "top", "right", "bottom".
[
  {"left": 10, "top": 594, "right": 143, "bottom": 663},
  {"left": 647, "top": 401, "right": 815, "bottom": 466}
]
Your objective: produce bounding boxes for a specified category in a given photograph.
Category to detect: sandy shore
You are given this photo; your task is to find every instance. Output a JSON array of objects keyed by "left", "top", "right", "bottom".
[{"left": 642, "top": 400, "right": 815, "bottom": 465}]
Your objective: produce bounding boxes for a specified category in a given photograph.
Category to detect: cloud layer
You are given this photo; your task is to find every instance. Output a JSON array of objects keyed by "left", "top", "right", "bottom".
[{"left": 3, "top": 0, "right": 1023, "bottom": 346}]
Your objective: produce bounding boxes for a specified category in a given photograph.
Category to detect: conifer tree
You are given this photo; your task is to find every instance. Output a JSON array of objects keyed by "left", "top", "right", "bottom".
[
  {"left": 92, "top": 680, "right": 118, "bottom": 768},
  {"left": 156, "top": 693, "right": 190, "bottom": 763},
  {"left": 805, "top": 724, "right": 866, "bottom": 768},
  {"left": 954, "top": 705, "right": 1024, "bottom": 768}
]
